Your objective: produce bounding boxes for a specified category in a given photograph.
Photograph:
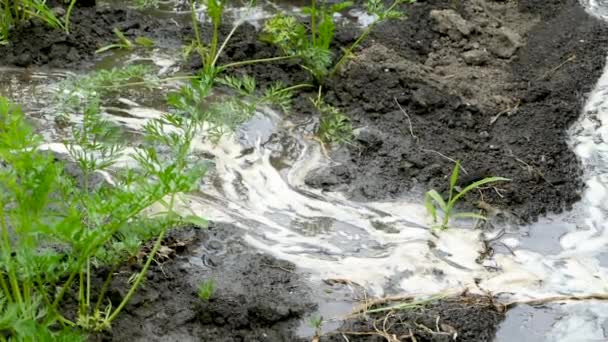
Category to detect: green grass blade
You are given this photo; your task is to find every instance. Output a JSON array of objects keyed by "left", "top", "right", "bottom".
[
  {"left": 452, "top": 212, "right": 487, "bottom": 221},
  {"left": 449, "top": 161, "right": 460, "bottom": 200},
  {"left": 426, "top": 189, "right": 447, "bottom": 212},
  {"left": 452, "top": 177, "right": 510, "bottom": 203}
]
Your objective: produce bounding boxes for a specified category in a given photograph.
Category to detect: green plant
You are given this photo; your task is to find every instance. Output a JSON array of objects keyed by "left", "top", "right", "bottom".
[
  {"left": 312, "top": 89, "right": 353, "bottom": 145},
  {"left": 425, "top": 161, "right": 509, "bottom": 230},
  {"left": 183, "top": 0, "right": 296, "bottom": 73},
  {"left": 262, "top": 1, "right": 352, "bottom": 81},
  {"left": 169, "top": 68, "right": 306, "bottom": 142},
  {"left": 197, "top": 279, "right": 215, "bottom": 301},
  {"left": 263, "top": 0, "right": 415, "bottom": 81},
  {"left": 0, "top": 89, "right": 209, "bottom": 339},
  {"left": 96, "top": 28, "right": 155, "bottom": 54},
  {"left": 0, "top": 0, "right": 77, "bottom": 42},
  {"left": 308, "top": 315, "right": 323, "bottom": 337},
  {"left": 330, "top": 0, "right": 415, "bottom": 75}
]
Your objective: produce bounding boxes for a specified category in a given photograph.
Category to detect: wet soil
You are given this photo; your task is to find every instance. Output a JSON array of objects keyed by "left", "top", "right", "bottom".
[
  {"left": 0, "top": 3, "right": 181, "bottom": 68},
  {"left": 306, "top": 0, "right": 608, "bottom": 221},
  {"left": 319, "top": 295, "right": 504, "bottom": 342},
  {"left": 88, "top": 224, "right": 317, "bottom": 342},
  {"left": 2, "top": 0, "right": 607, "bottom": 340}
]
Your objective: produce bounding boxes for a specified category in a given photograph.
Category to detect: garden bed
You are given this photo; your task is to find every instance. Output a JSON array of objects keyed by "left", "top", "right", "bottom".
[{"left": 1, "top": 0, "right": 607, "bottom": 340}]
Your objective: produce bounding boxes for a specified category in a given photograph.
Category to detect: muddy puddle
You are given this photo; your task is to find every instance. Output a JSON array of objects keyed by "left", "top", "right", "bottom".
[{"left": 2, "top": 0, "right": 608, "bottom": 340}]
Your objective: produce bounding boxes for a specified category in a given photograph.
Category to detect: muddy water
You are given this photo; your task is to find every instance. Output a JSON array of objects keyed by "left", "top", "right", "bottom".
[{"left": 2, "top": 1, "right": 608, "bottom": 341}]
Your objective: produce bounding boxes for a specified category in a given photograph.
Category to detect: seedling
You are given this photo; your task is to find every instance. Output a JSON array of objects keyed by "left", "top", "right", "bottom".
[
  {"left": 198, "top": 279, "right": 215, "bottom": 301},
  {"left": 263, "top": 0, "right": 415, "bottom": 82},
  {"left": 308, "top": 315, "right": 324, "bottom": 337},
  {"left": 96, "top": 28, "right": 155, "bottom": 54},
  {"left": 425, "top": 161, "right": 509, "bottom": 230},
  {"left": 311, "top": 89, "right": 353, "bottom": 145},
  {"left": 184, "top": 0, "right": 296, "bottom": 73},
  {"left": 330, "top": 0, "right": 416, "bottom": 75},
  {"left": 0, "top": 78, "right": 209, "bottom": 338},
  {"left": 262, "top": 1, "right": 352, "bottom": 82}
]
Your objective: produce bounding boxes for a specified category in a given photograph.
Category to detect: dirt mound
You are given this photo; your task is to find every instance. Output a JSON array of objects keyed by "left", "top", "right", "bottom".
[
  {"left": 320, "top": 295, "right": 504, "bottom": 342},
  {"left": 0, "top": 5, "right": 181, "bottom": 68},
  {"left": 91, "top": 224, "right": 315, "bottom": 342},
  {"left": 306, "top": 0, "right": 608, "bottom": 221}
]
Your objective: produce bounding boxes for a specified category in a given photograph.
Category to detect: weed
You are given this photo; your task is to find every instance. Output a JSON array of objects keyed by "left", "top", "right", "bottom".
[
  {"left": 198, "top": 279, "right": 215, "bottom": 301},
  {"left": 312, "top": 89, "right": 353, "bottom": 145},
  {"left": 425, "top": 161, "right": 509, "bottom": 230}
]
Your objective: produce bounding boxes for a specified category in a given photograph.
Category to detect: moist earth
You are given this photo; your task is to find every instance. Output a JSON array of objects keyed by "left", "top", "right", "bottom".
[
  {"left": 0, "top": 3, "right": 182, "bottom": 68},
  {"left": 306, "top": 0, "right": 608, "bottom": 221},
  {"left": 2, "top": 0, "right": 607, "bottom": 341},
  {"left": 89, "top": 224, "right": 316, "bottom": 342},
  {"left": 319, "top": 295, "right": 504, "bottom": 342}
]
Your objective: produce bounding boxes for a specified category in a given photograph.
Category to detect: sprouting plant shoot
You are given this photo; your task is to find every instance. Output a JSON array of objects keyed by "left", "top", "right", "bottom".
[
  {"left": 425, "top": 161, "right": 509, "bottom": 230},
  {"left": 183, "top": 0, "right": 298, "bottom": 75},
  {"left": 198, "top": 279, "right": 216, "bottom": 301},
  {"left": 312, "top": 88, "right": 353, "bottom": 145},
  {"left": 331, "top": 0, "right": 416, "bottom": 75},
  {"left": 262, "top": 1, "right": 352, "bottom": 82},
  {"left": 263, "top": 0, "right": 415, "bottom": 82},
  {"left": 308, "top": 315, "right": 324, "bottom": 336},
  {"left": 96, "top": 28, "right": 155, "bottom": 54}
]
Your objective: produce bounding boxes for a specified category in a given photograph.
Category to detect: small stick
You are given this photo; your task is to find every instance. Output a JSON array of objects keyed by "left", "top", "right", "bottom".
[
  {"left": 421, "top": 149, "right": 469, "bottom": 175},
  {"left": 394, "top": 97, "right": 417, "bottom": 141},
  {"left": 537, "top": 54, "right": 577, "bottom": 81},
  {"left": 505, "top": 293, "right": 608, "bottom": 308}
]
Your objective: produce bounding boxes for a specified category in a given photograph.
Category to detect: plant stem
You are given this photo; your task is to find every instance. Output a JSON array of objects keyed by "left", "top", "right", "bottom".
[
  {"left": 106, "top": 227, "right": 167, "bottom": 324},
  {"left": 95, "top": 263, "right": 119, "bottom": 312},
  {"left": 330, "top": 0, "right": 403, "bottom": 76},
  {"left": 106, "top": 190, "right": 178, "bottom": 325},
  {"left": 220, "top": 55, "right": 300, "bottom": 69},
  {"left": 0, "top": 202, "right": 23, "bottom": 309},
  {"left": 0, "top": 272, "right": 12, "bottom": 303},
  {"left": 311, "top": 0, "right": 317, "bottom": 46},
  {"left": 276, "top": 83, "right": 315, "bottom": 94},
  {"left": 212, "top": 20, "right": 243, "bottom": 67},
  {"left": 64, "top": 0, "right": 78, "bottom": 33},
  {"left": 98, "top": 75, "right": 199, "bottom": 89},
  {"left": 330, "top": 27, "right": 371, "bottom": 76},
  {"left": 189, "top": 0, "right": 203, "bottom": 50}
]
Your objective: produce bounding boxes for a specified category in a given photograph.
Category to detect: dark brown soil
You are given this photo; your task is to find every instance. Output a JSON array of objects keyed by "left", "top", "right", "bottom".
[
  {"left": 319, "top": 295, "right": 504, "bottom": 342},
  {"left": 2, "top": 0, "right": 607, "bottom": 340},
  {"left": 304, "top": 0, "right": 608, "bottom": 221},
  {"left": 0, "top": 4, "right": 181, "bottom": 68},
  {"left": 90, "top": 224, "right": 316, "bottom": 342}
]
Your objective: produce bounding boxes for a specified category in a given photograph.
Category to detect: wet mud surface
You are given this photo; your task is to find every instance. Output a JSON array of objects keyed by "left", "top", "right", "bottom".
[
  {"left": 90, "top": 224, "right": 316, "bottom": 342},
  {"left": 309, "top": 0, "right": 608, "bottom": 221},
  {"left": 0, "top": 3, "right": 181, "bottom": 68},
  {"left": 2, "top": 0, "right": 608, "bottom": 340},
  {"left": 319, "top": 295, "right": 504, "bottom": 342}
]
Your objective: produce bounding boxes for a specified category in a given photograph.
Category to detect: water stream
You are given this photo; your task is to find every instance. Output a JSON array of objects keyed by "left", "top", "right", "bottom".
[{"left": 2, "top": 0, "right": 608, "bottom": 340}]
